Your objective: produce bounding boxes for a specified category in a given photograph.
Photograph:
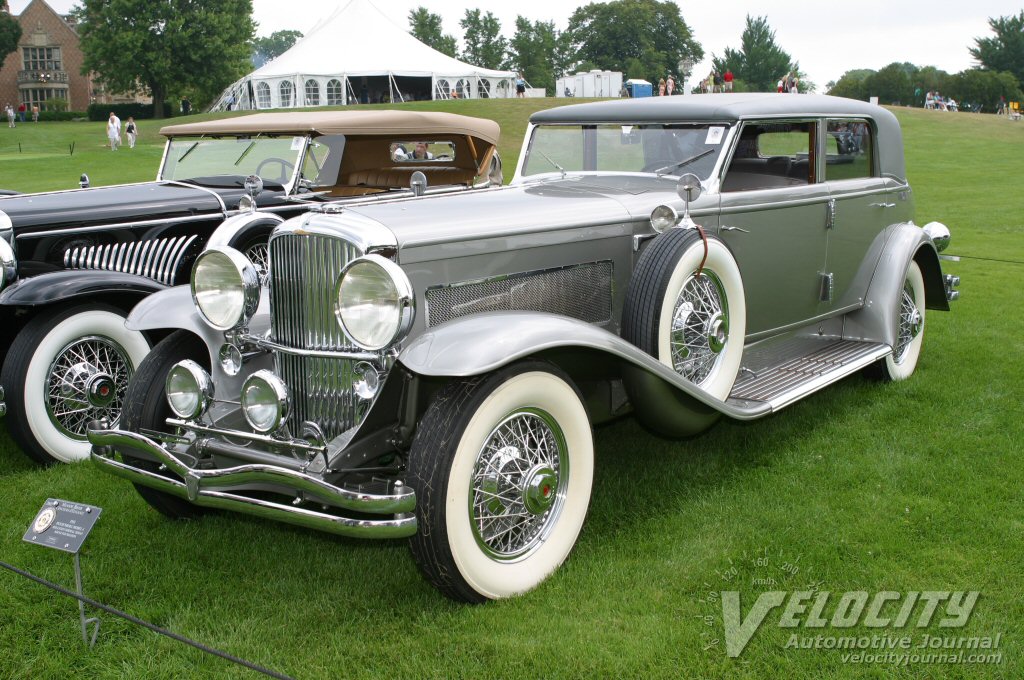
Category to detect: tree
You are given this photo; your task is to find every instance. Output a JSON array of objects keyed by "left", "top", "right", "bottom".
[
  {"left": 77, "top": 0, "right": 255, "bottom": 118},
  {"left": 0, "top": 10, "right": 22, "bottom": 65},
  {"left": 945, "top": 69, "right": 1022, "bottom": 111},
  {"left": 712, "top": 15, "right": 795, "bottom": 92},
  {"left": 460, "top": 9, "right": 507, "bottom": 70},
  {"left": 565, "top": 0, "right": 702, "bottom": 86},
  {"left": 970, "top": 12, "right": 1024, "bottom": 88},
  {"left": 252, "top": 29, "right": 302, "bottom": 68},
  {"left": 408, "top": 7, "right": 457, "bottom": 58},
  {"left": 864, "top": 62, "right": 914, "bottom": 105},
  {"left": 827, "top": 69, "right": 874, "bottom": 101},
  {"left": 509, "top": 17, "right": 571, "bottom": 95}
]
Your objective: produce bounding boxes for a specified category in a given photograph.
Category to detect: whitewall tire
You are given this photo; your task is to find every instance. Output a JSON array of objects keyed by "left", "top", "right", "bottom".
[
  {"left": 870, "top": 260, "right": 926, "bottom": 381},
  {"left": 623, "top": 228, "right": 746, "bottom": 400},
  {"left": 1, "top": 304, "right": 150, "bottom": 464},
  {"left": 408, "top": 363, "right": 594, "bottom": 602}
]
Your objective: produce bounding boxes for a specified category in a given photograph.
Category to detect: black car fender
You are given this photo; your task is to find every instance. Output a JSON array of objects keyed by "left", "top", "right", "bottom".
[{"left": 0, "top": 270, "right": 166, "bottom": 307}]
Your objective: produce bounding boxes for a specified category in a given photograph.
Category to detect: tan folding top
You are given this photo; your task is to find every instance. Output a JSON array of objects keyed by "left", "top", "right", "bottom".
[{"left": 160, "top": 110, "right": 499, "bottom": 145}]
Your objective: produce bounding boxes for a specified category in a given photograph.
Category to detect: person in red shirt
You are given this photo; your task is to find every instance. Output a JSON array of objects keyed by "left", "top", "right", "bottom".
[
  {"left": 724, "top": 70, "right": 734, "bottom": 92},
  {"left": 16, "top": 102, "right": 25, "bottom": 123}
]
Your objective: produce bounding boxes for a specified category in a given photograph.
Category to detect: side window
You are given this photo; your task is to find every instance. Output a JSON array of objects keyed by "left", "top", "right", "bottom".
[
  {"left": 722, "top": 121, "right": 816, "bottom": 192},
  {"left": 825, "top": 120, "right": 874, "bottom": 180}
]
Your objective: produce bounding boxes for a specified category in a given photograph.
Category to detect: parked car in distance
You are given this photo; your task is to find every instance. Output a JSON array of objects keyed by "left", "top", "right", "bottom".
[
  {"left": 1, "top": 110, "right": 501, "bottom": 464},
  {"left": 89, "top": 94, "right": 958, "bottom": 602}
]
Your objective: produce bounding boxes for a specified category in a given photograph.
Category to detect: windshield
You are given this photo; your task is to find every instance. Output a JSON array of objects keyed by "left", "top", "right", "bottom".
[
  {"left": 160, "top": 135, "right": 306, "bottom": 187},
  {"left": 522, "top": 123, "right": 729, "bottom": 180}
]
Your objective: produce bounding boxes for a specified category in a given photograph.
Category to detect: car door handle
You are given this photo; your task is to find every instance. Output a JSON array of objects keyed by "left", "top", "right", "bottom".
[
  {"left": 720, "top": 225, "right": 750, "bottom": 233},
  {"left": 870, "top": 202, "right": 896, "bottom": 208}
]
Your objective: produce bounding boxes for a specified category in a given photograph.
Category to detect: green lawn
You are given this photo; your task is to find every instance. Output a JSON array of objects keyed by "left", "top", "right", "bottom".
[{"left": 1, "top": 102, "right": 1022, "bottom": 679}]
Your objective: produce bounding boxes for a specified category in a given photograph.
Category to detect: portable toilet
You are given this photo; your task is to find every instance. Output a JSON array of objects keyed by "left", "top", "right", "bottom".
[{"left": 624, "top": 79, "right": 653, "bottom": 98}]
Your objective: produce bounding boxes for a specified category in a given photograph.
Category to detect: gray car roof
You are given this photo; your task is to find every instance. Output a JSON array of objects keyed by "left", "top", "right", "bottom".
[{"left": 531, "top": 93, "right": 905, "bottom": 179}]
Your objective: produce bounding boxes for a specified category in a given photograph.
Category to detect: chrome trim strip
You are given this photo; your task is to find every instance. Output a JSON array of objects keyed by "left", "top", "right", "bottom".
[
  {"left": 765, "top": 345, "right": 890, "bottom": 411},
  {"left": 63, "top": 234, "right": 198, "bottom": 285},
  {"left": 17, "top": 212, "right": 218, "bottom": 240},
  {"left": 88, "top": 425, "right": 416, "bottom": 517},
  {"left": 240, "top": 334, "right": 381, "bottom": 361},
  {"left": 164, "top": 179, "right": 227, "bottom": 212}
]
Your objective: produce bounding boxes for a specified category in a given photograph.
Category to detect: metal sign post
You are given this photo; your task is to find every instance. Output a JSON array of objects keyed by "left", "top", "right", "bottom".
[{"left": 23, "top": 499, "right": 103, "bottom": 647}]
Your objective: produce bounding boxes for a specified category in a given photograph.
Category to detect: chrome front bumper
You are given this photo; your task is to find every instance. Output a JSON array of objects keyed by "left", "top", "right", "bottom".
[{"left": 87, "top": 425, "right": 417, "bottom": 539}]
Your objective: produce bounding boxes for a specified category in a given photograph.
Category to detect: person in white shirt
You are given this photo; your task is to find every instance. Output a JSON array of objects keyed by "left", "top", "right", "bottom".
[{"left": 107, "top": 112, "right": 122, "bottom": 150}]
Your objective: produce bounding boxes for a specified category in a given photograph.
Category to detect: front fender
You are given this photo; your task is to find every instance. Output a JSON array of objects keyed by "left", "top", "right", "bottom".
[
  {"left": 206, "top": 212, "right": 284, "bottom": 250},
  {"left": 0, "top": 270, "right": 166, "bottom": 307},
  {"left": 845, "top": 223, "right": 947, "bottom": 347},
  {"left": 398, "top": 312, "right": 771, "bottom": 429}
]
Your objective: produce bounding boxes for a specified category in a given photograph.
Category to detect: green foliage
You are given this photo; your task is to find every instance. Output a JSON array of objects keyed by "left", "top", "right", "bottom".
[
  {"left": 86, "top": 102, "right": 176, "bottom": 121},
  {"left": 252, "top": 29, "right": 302, "bottom": 68},
  {"left": 565, "top": 0, "right": 702, "bottom": 86},
  {"left": 713, "top": 15, "right": 794, "bottom": 92},
  {"left": 459, "top": 9, "right": 508, "bottom": 70},
  {"left": 509, "top": 17, "right": 571, "bottom": 95},
  {"left": 944, "top": 69, "right": 1022, "bottom": 111},
  {"left": 970, "top": 11, "right": 1024, "bottom": 88},
  {"left": 77, "top": 0, "right": 256, "bottom": 118},
  {"left": 45, "top": 97, "right": 68, "bottom": 113},
  {"left": 0, "top": 9, "right": 22, "bottom": 62},
  {"left": 864, "top": 62, "right": 914, "bottom": 105},
  {"left": 408, "top": 7, "right": 457, "bottom": 58},
  {"left": 827, "top": 69, "right": 874, "bottom": 100},
  {"left": 36, "top": 109, "right": 84, "bottom": 121}
]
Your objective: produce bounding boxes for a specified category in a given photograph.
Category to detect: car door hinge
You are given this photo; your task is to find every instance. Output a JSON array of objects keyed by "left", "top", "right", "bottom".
[
  {"left": 819, "top": 272, "right": 834, "bottom": 302},
  {"left": 826, "top": 198, "right": 836, "bottom": 230}
]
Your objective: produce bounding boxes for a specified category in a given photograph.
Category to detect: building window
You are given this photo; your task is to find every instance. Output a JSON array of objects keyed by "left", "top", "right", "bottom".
[
  {"left": 22, "top": 47, "right": 62, "bottom": 71},
  {"left": 326, "top": 79, "right": 343, "bottom": 105},
  {"left": 304, "top": 79, "right": 320, "bottom": 106},
  {"left": 21, "top": 88, "right": 69, "bottom": 111},
  {"left": 256, "top": 82, "right": 271, "bottom": 109},
  {"left": 279, "top": 80, "right": 293, "bottom": 107}
]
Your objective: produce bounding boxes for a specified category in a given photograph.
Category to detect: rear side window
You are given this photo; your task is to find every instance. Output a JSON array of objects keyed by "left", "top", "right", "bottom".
[
  {"left": 825, "top": 120, "right": 874, "bottom": 180},
  {"left": 722, "top": 121, "right": 816, "bottom": 192}
]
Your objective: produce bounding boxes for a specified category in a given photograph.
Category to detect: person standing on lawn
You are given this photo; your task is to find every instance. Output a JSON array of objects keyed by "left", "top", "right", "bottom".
[
  {"left": 125, "top": 116, "right": 138, "bottom": 148},
  {"left": 107, "top": 111, "right": 122, "bottom": 150},
  {"left": 31, "top": 105, "right": 39, "bottom": 122},
  {"left": 5, "top": 104, "right": 14, "bottom": 128},
  {"left": 17, "top": 103, "right": 25, "bottom": 122},
  {"left": 724, "top": 69, "right": 734, "bottom": 92},
  {"left": 666, "top": 74, "right": 675, "bottom": 95}
]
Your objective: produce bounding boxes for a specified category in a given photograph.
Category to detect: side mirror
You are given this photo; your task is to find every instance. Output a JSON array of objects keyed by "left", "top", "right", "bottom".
[
  {"left": 675, "top": 173, "right": 702, "bottom": 229},
  {"left": 410, "top": 171, "right": 427, "bottom": 197},
  {"left": 244, "top": 174, "right": 264, "bottom": 199},
  {"left": 79, "top": 173, "right": 90, "bottom": 189}
]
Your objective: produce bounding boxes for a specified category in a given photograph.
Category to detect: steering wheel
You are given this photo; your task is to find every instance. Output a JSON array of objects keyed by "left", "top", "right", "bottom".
[{"left": 254, "top": 157, "right": 295, "bottom": 184}]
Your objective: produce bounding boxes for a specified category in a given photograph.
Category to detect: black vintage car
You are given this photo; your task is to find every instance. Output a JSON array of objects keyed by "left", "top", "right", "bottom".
[{"left": 0, "top": 110, "right": 502, "bottom": 464}]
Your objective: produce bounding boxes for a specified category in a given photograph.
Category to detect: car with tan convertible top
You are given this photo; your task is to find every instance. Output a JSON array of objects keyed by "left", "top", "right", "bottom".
[
  {"left": 0, "top": 110, "right": 501, "bottom": 464},
  {"left": 88, "top": 94, "right": 958, "bottom": 602}
]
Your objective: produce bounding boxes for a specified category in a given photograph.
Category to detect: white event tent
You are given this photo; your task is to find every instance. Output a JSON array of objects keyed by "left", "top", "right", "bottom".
[{"left": 211, "top": 0, "right": 518, "bottom": 110}]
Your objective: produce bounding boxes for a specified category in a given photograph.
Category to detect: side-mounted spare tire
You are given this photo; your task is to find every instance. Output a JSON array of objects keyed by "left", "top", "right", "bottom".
[{"left": 621, "top": 228, "right": 746, "bottom": 433}]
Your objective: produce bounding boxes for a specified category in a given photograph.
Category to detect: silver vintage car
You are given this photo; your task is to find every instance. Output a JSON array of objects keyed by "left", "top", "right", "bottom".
[{"left": 89, "top": 94, "right": 958, "bottom": 602}]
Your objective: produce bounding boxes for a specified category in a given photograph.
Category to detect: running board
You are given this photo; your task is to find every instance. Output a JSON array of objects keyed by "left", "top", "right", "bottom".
[{"left": 727, "top": 338, "right": 891, "bottom": 412}]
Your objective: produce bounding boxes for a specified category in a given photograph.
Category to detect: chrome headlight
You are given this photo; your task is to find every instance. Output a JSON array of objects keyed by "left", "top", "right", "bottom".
[
  {"left": 335, "top": 255, "right": 414, "bottom": 351},
  {"left": 650, "top": 205, "right": 679, "bottom": 233},
  {"left": 191, "top": 246, "right": 260, "bottom": 331},
  {"left": 241, "top": 370, "right": 289, "bottom": 433},
  {"left": 0, "top": 235, "right": 15, "bottom": 291},
  {"left": 165, "top": 360, "right": 214, "bottom": 420}
]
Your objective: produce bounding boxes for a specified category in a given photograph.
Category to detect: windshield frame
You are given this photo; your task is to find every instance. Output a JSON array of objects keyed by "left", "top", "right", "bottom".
[
  {"left": 513, "top": 121, "right": 736, "bottom": 187},
  {"left": 157, "top": 133, "right": 311, "bottom": 194}
]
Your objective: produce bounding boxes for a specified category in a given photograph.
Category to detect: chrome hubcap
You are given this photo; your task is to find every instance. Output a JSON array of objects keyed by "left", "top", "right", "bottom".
[
  {"left": 470, "top": 409, "right": 566, "bottom": 560},
  {"left": 670, "top": 271, "right": 730, "bottom": 384},
  {"left": 46, "top": 336, "right": 132, "bottom": 440},
  {"left": 893, "top": 282, "right": 922, "bottom": 365}
]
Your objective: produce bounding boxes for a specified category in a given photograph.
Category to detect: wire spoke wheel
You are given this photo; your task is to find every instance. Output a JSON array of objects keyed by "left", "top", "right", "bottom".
[
  {"left": 470, "top": 409, "right": 565, "bottom": 560},
  {"left": 893, "top": 282, "right": 923, "bottom": 364},
  {"left": 669, "top": 270, "right": 729, "bottom": 386},
  {"left": 45, "top": 335, "right": 133, "bottom": 440},
  {"left": 244, "top": 242, "right": 270, "bottom": 283}
]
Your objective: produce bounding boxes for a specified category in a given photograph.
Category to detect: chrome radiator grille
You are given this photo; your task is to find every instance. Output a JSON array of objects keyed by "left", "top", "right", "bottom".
[
  {"left": 269, "top": 231, "right": 365, "bottom": 439},
  {"left": 426, "top": 261, "right": 614, "bottom": 327},
  {"left": 63, "top": 235, "right": 199, "bottom": 286}
]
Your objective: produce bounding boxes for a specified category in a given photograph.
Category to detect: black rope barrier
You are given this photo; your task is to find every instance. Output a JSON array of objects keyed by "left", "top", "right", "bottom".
[{"left": 0, "top": 559, "right": 294, "bottom": 680}]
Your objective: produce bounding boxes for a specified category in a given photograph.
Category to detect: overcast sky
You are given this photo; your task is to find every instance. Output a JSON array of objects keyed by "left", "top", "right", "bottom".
[{"left": 12, "top": 0, "right": 1021, "bottom": 90}]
